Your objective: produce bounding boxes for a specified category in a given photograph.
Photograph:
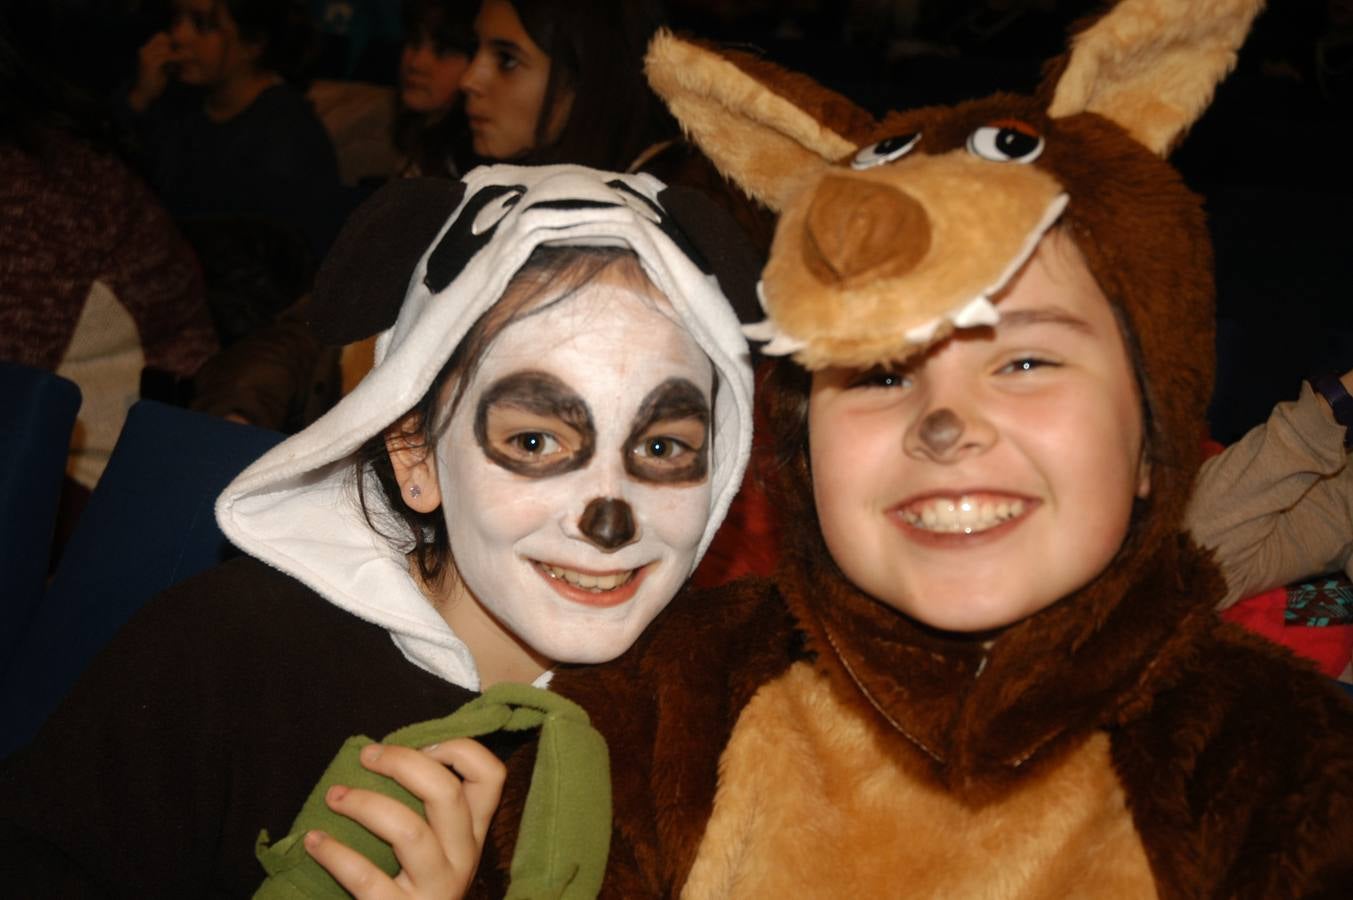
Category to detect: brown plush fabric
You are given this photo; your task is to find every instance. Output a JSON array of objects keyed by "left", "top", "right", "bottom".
[
  {"left": 480, "top": 11, "right": 1353, "bottom": 896},
  {"left": 645, "top": 32, "right": 874, "bottom": 213},
  {"left": 487, "top": 545, "right": 1353, "bottom": 897},
  {"left": 489, "top": 579, "right": 801, "bottom": 896},
  {"left": 1044, "top": 0, "right": 1268, "bottom": 155}
]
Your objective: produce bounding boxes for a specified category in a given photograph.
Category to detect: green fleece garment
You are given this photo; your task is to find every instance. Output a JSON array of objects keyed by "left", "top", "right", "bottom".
[{"left": 254, "top": 682, "right": 610, "bottom": 899}]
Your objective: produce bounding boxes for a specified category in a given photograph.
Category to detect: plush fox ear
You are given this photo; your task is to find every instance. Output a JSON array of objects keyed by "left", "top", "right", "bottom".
[
  {"left": 644, "top": 30, "right": 876, "bottom": 212},
  {"left": 1045, "top": 0, "right": 1266, "bottom": 156}
]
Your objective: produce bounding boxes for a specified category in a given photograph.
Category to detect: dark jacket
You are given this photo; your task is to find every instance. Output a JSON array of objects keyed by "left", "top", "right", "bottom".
[{"left": 0, "top": 557, "right": 495, "bottom": 898}]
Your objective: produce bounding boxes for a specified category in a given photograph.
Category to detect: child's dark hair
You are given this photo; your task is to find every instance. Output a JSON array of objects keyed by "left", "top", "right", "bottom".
[
  {"left": 402, "top": 0, "right": 476, "bottom": 57},
  {"left": 352, "top": 244, "right": 661, "bottom": 586},
  {"left": 219, "top": 0, "right": 314, "bottom": 82},
  {"left": 511, "top": 0, "right": 677, "bottom": 170}
]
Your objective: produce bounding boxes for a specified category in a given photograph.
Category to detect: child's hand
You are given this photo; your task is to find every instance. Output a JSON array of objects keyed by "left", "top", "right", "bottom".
[
  {"left": 128, "top": 32, "right": 178, "bottom": 112},
  {"left": 305, "top": 739, "right": 506, "bottom": 899}
]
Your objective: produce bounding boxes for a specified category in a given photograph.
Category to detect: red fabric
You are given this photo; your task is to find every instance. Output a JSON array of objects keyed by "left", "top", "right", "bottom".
[
  {"left": 1222, "top": 588, "right": 1353, "bottom": 678},
  {"left": 692, "top": 475, "right": 778, "bottom": 588}
]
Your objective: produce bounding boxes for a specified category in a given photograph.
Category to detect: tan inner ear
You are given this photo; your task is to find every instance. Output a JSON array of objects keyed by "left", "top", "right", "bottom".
[
  {"left": 1046, "top": 0, "right": 1265, "bottom": 156},
  {"left": 645, "top": 30, "right": 857, "bottom": 211}
]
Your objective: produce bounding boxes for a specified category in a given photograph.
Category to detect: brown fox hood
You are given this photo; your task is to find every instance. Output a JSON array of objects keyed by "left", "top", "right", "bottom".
[
  {"left": 644, "top": 0, "right": 1263, "bottom": 802},
  {"left": 761, "top": 89, "right": 1225, "bottom": 802}
]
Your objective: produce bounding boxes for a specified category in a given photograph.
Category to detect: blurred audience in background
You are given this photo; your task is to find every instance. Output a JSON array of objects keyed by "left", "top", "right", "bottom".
[
  {"left": 124, "top": 0, "right": 348, "bottom": 258},
  {"left": 393, "top": 0, "right": 475, "bottom": 177},
  {"left": 0, "top": 0, "right": 218, "bottom": 535},
  {"left": 0, "top": 0, "right": 1346, "bottom": 561}
]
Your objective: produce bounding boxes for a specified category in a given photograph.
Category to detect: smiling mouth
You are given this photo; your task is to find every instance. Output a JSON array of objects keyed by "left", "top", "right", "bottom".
[
  {"left": 536, "top": 562, "right": 638, "bottom": 593},
  {"left": 897, "top": 494, "right": 1029, "bottom": 534}
]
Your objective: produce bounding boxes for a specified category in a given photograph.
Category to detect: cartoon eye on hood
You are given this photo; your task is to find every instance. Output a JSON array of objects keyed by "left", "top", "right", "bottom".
[
  {"left": 967, "top": 120, "right": 1044, "bottom": 164},
  {"left": 851, "top": 133, "right": 921, "bottom": 170}
]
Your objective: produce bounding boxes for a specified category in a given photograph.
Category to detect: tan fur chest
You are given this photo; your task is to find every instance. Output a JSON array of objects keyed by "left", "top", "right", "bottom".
[{"left": 681, "top": 663, "right": 1157, "bottom": 899}]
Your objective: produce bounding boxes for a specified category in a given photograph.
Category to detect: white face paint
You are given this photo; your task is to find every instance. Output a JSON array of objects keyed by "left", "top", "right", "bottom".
[{"left": 436, "top": 265, "right": 715, "bottom": 664}]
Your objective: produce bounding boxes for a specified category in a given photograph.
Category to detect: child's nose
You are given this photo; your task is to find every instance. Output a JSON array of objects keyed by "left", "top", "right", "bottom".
[
  {"left": 576, "top": 497, "right": 638, "bottom": 551},
  {"left": 460, "top": 52, "right": 490, "bottom": 96},
  {"left": 903, "top": 405, "right": 995, "bottom": 462}
]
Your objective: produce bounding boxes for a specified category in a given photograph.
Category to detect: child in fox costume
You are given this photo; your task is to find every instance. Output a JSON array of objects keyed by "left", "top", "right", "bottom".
[{"left": 485, "top": 1, "right": 1353, "bottom": 896}]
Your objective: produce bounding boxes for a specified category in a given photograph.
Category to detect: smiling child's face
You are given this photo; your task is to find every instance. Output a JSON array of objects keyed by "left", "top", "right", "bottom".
[
  {"left": 808, "top": 229, "right": 1150, "bottom": 634},
  {"left": 435, "top": 264, "right": 715, "bottom": 665}
]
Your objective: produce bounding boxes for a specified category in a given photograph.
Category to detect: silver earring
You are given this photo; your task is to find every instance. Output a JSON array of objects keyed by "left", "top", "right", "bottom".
[{"left": 409, "top": 484, "right": 422, "bottom": 500}]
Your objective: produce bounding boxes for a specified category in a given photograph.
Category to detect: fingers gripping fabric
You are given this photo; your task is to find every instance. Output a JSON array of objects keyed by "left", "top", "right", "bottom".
[{"left": 255, "top": 682, "right": 610, "bottom": 899}]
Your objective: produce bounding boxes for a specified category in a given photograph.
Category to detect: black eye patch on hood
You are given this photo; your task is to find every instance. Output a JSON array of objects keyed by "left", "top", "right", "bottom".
[{"left": 423, "top": 184, "right": 525, "bottom": 292}]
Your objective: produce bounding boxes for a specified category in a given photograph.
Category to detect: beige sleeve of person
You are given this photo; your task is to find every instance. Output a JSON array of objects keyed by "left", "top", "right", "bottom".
[{"left": 1186, "top": 375, "right": 1353, "bottom": 609}]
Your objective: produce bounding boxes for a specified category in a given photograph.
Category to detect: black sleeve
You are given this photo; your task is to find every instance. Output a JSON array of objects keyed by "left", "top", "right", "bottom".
[
  {"left": 1, "top": 557, "right": 482, "bottom": 897},
  {"left": 0, "top": 571, "right": 254, "bottom": 896}
]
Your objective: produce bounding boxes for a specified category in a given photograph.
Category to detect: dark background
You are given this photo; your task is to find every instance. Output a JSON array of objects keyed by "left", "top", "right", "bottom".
[{"left": 69, "top": 0, "right": 1353, "bottom": 441}]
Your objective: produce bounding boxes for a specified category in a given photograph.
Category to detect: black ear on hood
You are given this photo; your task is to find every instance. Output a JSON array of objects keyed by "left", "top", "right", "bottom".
[
  {"left": 657, "top": 186, "right": 766, "bottom": 326},
  {"left": 308, "top": 178, "right": 466, "bottom": 345}
]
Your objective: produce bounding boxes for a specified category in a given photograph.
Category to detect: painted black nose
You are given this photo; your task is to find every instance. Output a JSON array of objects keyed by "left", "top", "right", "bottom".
[
  {"left": 578, "top": 497, "right": 636, "bottom": 550},
  {"left": 918, "top": 408, "right": 964, "bottom": 454}
]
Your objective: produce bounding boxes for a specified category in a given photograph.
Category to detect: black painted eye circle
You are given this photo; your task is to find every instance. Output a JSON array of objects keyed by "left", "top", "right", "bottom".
[
  {"left": 851, "top": 133, "right": 921, "bottom": 170},
  {"left": 966, "top": 123, "right": 1045, "bottom": 163}
]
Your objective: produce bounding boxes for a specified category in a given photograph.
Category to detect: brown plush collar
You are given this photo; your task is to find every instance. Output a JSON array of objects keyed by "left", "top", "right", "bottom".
[{"left": 780, "top": 528, "right": 1223, "bottom": 803}]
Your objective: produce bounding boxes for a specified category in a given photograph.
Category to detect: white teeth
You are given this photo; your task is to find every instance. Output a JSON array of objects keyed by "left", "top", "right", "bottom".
[
  {"left": 900, "top": 496, "right": 1026, "bottom": 534},
  {"left": 541, "top": 563, "right": 635, "bottom": 592}
]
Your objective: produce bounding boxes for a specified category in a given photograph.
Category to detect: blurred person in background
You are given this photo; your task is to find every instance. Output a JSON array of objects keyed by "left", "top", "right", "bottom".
[
  {"left": 394, "top": 0, "right": 477, "bottom": 178},
  {"left": 459, "top": 0, "right": 775, "bottom": 249},
  {"left": 0, "top": 0, "right": 217, "bottom": 508},
  {"left": 125, "top": 0, "right": 348, "bottom": 257}
]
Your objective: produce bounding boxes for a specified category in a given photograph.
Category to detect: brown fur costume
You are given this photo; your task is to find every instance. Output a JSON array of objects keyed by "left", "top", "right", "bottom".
[{"left": 488, "top": 1, "right": 1353, "bottom": 896}]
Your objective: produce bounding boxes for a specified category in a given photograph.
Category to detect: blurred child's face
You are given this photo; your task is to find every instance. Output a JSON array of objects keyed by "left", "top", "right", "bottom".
[
  {"left": 436, "top": 266, "right": 715, "bottom": 665},
  {"left": 460, "top": 0, "right": 572, "bottom": 159},
  {"left": 808, "top": 230, "right": 1149, "bottom": 634},
  {"left": 169, "top": 0, "right": 257, "bottom": 87},
  {"left": 400, "top": 32, "right": 469, "bottom": 114}
]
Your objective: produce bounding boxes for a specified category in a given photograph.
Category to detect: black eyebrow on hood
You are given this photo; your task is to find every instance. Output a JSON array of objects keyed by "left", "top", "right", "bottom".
[{"left": 423, "top": 183, "right": 525, "bottom": 292}]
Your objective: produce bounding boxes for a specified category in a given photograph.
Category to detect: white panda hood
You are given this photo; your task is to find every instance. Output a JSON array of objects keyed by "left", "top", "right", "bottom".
[{"left": 216, "top": 164, "right": 757, "bottom": 690}]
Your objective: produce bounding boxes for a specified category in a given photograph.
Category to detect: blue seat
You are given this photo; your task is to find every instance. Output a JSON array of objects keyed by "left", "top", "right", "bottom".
[
  {"left": 1, "top": 401, "right": 284, "bottom": 757},
  {"left": 0, "top": 362, "right": 81, "bottom": 674}
]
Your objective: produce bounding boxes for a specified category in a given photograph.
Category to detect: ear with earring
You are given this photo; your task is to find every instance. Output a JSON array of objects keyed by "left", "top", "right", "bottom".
[{"left": 385, "top": 413, "right": 442, "bottom": 513}]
